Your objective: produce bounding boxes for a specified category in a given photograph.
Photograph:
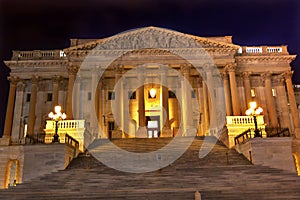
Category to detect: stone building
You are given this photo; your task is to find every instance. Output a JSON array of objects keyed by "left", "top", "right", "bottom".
[{"left": 2, "top": 26, "right": 300, "bottom": 146}]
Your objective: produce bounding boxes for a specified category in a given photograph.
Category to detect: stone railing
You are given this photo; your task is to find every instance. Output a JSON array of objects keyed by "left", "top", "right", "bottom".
[
  {"left": 226, "top": 115, "right": 265, "bottom": 126},
  {"left": 12, "top": 50, "right": 66, "bottom": 60},
  {"left": 44, "top": 120, "right": 85, "bottom": 152},
  {"left": 239, "top": 46, "right": 288, "bottom": 55}
]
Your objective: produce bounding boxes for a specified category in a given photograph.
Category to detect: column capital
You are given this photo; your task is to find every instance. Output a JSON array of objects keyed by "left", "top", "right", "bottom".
[
  {"left": 180, "top": 63, "right": 192, "bottom": 74},
  {"left": 221, "top": 71, "right": 229, "bottom": 80},
  {"left": 241, "top": 71, "right": 252, "bottom": 79},
  {"left": 7, "top": 76, "right": 20, "bottom": 85},
  {"left": 53, "top": 75, "right": 61, "bottom": 83},
  {"left": 31, "top": 75, "right": 40, "bottom": 84},
  {"left": 261, "top": 71, "right": 272, "bottom": 81},
  {"left": 67, "top": 65, "right": 79, "bottom": 75},
  {"left": 225, "top": 63, "right": 237, "bottom": 72},
  {"left": 16, "top": 82, "right": 26, "bottom": 91},
  {"left": 282, "top": 70, "right": 293, "bottom": 80},
  {"left": 113, "top": 64, "right": 123, "bottom": 74}
]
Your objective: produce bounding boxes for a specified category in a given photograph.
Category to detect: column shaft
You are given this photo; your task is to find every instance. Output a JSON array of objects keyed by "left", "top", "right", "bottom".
[
  {"left": 222, "top": 72, "right": 232, "bottom": 116},
  {"left": 227, "top": 64, "right": 241, "bottom": 116},
  {"left": 52, "top": 76, "right": 60, "bottom": 107},
  {"left": 263, "top": 72, "right": 278, "bottom": 127},
  {"left": 202, "top": 80, "right": 209, "bottom": 134},
  {"left": 284, "top": 71, "right": 300, "bottom": 129},
  {"left": 66, "top": 66, "right": 78, "bottom": 119},
  {"left": 27, "top": 76, "right": 39, "bottom": 136},
  {"left": 243, "top": 72, "right": 252, "bottom": 108},
  {"left": 3, "top": 76, "right": 19, "bottom": 138}
]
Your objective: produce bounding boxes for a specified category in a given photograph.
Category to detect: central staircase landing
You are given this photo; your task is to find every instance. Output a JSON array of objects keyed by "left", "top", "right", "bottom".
[{"left": 1, "top": 137, "right": 300, "bottom": 199}]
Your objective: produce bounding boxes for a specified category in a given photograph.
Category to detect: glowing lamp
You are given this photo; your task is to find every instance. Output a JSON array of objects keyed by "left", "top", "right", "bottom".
[{"left": 149, "top": 88, "right": 156, "bottom": 98}]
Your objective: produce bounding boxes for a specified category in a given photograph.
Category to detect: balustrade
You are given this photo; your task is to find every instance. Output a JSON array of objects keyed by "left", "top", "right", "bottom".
[
  {"left": 240, "top": 46, "right": 287, "bottom": 55},
  {"left": 12, "top": 50, "right": 66, "bottom": 60}
]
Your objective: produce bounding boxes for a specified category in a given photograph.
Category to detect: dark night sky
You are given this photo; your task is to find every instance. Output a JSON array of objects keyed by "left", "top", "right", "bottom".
[{"left": 0, "top": 0, "right": 299, "bottom": 136}]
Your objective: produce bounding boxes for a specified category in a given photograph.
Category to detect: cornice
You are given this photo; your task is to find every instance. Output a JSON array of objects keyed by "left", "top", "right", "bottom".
[
  {"left": 4, "top": 60, "right": 68, "bottom": 68},
  {"left": 235, "top": 55, "right": 296, "bottom": 63}
]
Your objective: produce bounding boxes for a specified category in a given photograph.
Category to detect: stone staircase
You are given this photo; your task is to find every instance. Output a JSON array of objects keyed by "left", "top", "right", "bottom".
[{"left": 1, "top": 137, "right": 300, "bottom": 199}]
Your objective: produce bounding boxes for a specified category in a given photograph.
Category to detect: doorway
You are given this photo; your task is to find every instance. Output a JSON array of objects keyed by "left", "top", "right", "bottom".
[{"left": 146, "top": 116, "right": 160, "bottom": 138}]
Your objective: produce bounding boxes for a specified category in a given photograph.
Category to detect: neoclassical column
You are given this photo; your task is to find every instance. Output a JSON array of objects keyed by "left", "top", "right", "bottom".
[
  {"left": 242, "top": 72, "right": 252, "bottom": 108},
  {"left": 66, "top": 65, "right": 79, "bottom": 119},
  {"left": 11, "top": 82, "right": 26, "bottom": 142},
  {"left": 3, "top": 76, "right": 19, "bottom": 138},
  {"left": 226, "top": 63, "right": 241, "bottom": 116},
  {"left": 201, "top": 75, "right": 210, "bottom": 135},
  {"left": 136, "top": 66, "right": 147, "bottom": 137},
  {"left": 52, "top": 75, "right": 61, "bottom": 108},
  {"left": 283, "top": 71, "right": 300, "bottom": 134},
  {"left": 262, "top": 72, "right": 278, "bottom": 127},
  {"left": 221, "top": 71, "right": 232, "bottom": 116},
  {"left": 113, "top": 65, "right": 124, "bottom": 135},
  {"left": 181, "top": 64, "right": 195, "bottom": 136},
  {"left": 27, "top": 76, "right": 39, "bottom": 137},
  {"left": 160, "top": 66, "right": 171, "bottom": 135}
]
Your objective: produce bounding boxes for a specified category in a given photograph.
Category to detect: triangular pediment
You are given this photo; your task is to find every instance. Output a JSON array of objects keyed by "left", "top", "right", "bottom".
[{"left": 65, "top": 26, "right": 240, "bottom": 52}]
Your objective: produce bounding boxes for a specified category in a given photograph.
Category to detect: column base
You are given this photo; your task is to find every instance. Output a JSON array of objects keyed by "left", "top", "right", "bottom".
[
  {"left": 136, "top": 127, "right": 147, "bottom": 138},
  {"left": 294, "top": 128, "right": 300, "bottom": 139},
  {"left": 161, "top": 127, "right": 172, "bottom": 137},
  {"left": 183, "top": 127, "right": 197, "bottom": 137},
  {"left": 112, "top": 130, "right": 123, "bottom": 139},
  {"left": 0, "top": 136, "right": 10, "bottom": 146}
]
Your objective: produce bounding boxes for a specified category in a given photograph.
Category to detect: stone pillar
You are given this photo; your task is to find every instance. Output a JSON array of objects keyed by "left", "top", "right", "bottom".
[
  {"left": 160, "top": 66, "right": 171, "bottom": 137},
  {"left": 73, "top": 75, "right": 81, "bottom": 119},
  {"left": 201, "top": 77, "right": 209, "bottom": 135},
  {"left": 242, "top": 72, "right": 252, "bottom": 109},
  {"left": 97, "top": 79, "right": 105, "bottom": 138},
  {"left": 27, "top": 76, "right": 39, "bottom": 137},
  {"left": 136, "top": 66, "right": 147, "bottom": 137},
  {"left": 11, "top": 82, "right": 26, "bottom": 143},
  {"left": 262, "top": 72, "right": 278, "bottom": 127},
  {"left": 181, "top": 64, "right": 196, "bottom": 136},
  {"left": 3, "top": 76, "right": 19, "bottom": 139},
  {"left": 52, "top": 75, "right": 60, "bottom": 108},
  {"left": 283, "top": 71, "right": 300, "bottom": 137},
  {"left": 226, "top": 63, "right": 241, "bottom": 116},
  {"left": 66, "top": 65, "right": 79, "bottom": 119},
  {"left": 221, "top": 71, "right": 232, "bottom": 116},
  {"left": 113, "top": 65, "right": 124, "bottom": 138}
]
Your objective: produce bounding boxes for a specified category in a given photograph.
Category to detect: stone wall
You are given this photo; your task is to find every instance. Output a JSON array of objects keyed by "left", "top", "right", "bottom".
[
  {"left": 235, "top": 137, "right": 296, "bottom": 173},
  {"left": 0, "top": 144, "right": 77, "bottom": 189}
]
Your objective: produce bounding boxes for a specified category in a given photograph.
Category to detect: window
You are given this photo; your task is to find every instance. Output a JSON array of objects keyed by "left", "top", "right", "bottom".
[
  {"left": 108, "top": 91, "right": 115, "bottom": 100},
  {"left": 272, "top": 88, "right": 276, "bottom": 97},
  {"left": 168, "top": 90, "right": 176, "bottom": 98},
  {"left": 191, "top": 90, "right": 196, "bottom": 98},
  {"left": 108, "top": 122, "right": 115, "bottom": 139},
  {"left": 251, "top": 89, "right": 256, "bottom": 97},
  {"left": 128, "top": 91, "right": 136, "bottom": 99},
  {"left": 47, "top": 93, "right": 52, "bottom": 102},
  {"left": 88, "top": 92, "right": 92, "bottom": 101},
  {"left": 26, "top": 94, "right": 31, "bottom": 102}
]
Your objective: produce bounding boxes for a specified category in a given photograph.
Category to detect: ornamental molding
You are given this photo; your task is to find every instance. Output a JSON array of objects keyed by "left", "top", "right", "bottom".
[
  {"left": 64, "top": 26, "right": 240, "bottom": 53},
  {"left": 236, "top": 55, "right": 296, "bottom": 63},
  {"left": 4, "top": 60, "right": 68, "bottom": 68}
]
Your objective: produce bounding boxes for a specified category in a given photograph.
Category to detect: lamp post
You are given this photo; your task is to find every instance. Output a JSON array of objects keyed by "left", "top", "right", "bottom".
[
  {"left": 246, "top": 101, "right": 263, "bottom": 137},
  {"left": 48, "top": 105, "right": 66, "bottom": 143}
]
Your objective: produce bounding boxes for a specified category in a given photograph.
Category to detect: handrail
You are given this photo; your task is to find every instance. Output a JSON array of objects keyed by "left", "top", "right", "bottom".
[
  {"left": 234, "top": 129, "right": 252, "bottom": 145},
  {"left": 266, "top": 127, "right": 290, "bottom": 137},
  {"left": 65, "top": 134, "right": 79, "bottom": 150},
  {"left": 25, "top": 133, "right": 45, "bottom": 144}
]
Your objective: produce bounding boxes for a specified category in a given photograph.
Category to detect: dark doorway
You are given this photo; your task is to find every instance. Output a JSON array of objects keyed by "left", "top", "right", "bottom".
[{"left": 146, "top": 116, "right": 160, "bottom": 138}]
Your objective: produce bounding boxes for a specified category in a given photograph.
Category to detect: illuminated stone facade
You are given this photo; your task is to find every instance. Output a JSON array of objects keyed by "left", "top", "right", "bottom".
[{"left": 2, "top": 26, "right": 300, "bottom": 145}]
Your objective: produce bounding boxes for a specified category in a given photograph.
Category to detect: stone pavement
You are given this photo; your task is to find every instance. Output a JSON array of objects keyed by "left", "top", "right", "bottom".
[{"left": 1, "top": 137, "right": 300, "bottom": 199}]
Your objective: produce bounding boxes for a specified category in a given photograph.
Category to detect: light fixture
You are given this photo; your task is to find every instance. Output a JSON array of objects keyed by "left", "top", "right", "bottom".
[
  {"left": 245, "top": 101, "right": 263, "bottom": 137},
  {"left": 48, "top": 105, "right": 67, "bottom": 143},
  {"left": 149, "top": 76, "right": 156, "bottom": 98}
]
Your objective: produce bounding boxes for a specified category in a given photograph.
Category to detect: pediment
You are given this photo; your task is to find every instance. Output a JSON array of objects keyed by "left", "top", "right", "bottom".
[{"left": 65, "top": 26, "right": 240, "bottom": 52}]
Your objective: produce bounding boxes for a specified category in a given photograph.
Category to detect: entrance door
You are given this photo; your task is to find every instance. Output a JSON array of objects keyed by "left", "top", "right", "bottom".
[{"left": 146, "top": 116, "right": 160, "bottom": 138}]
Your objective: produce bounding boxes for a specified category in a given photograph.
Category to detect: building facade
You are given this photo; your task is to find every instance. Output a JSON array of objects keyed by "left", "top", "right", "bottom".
[{"left": 2, "top": 26, "right": 300, "bottom": 147}]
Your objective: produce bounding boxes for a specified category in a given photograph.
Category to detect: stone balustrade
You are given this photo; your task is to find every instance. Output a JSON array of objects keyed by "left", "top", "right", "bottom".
[
  {"left": 226, "top": 115, "right": 265, "bottom": 126},
  {"left": 44, "top": 120, "right": 85, "bottom": 151},
  {"left": 12, "top": 50, "right": 66, "bottom": 60},
  {"left": 240, "top": 46, "right": 288, "bottom": 55}
]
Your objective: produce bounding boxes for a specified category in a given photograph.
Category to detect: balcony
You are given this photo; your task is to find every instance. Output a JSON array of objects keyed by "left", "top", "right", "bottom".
[
  {"left": 44, "top": 120, "right": 85, "bottom": 151},
  {"left": 238, "top": 46, "right": 288, "bottom": 55},
  {"left": 12, "top": 50, "right": 67, "bottom": 61}
]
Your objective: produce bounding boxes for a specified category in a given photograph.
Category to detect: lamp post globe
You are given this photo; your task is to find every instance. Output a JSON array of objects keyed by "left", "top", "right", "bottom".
[
  {"left": 48, "top": 105, "right": 66, "bottom": 143},
  {"left": 246, "top": 101, "right": 263, "bottom": 138}
]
